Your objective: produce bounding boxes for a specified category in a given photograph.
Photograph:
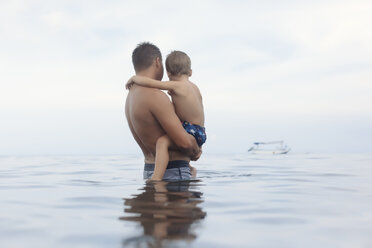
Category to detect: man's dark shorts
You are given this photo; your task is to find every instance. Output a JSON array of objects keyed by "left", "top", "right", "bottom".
[{"left": 143, "top": 160, "right": 191, "bottom": 181}]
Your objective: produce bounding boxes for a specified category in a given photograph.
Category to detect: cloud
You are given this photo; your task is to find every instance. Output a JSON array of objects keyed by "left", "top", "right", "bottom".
[
  {"left": 1, "top": 1, "right": 371, "bottom": 113},
  {"left": 0, "top": 0, "right": 371, "bottom": 154}
]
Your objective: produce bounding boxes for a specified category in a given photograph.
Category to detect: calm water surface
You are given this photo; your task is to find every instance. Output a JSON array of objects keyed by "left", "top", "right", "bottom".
[{"left": 1, "top": 153, "right": 372, "bottom": 248}]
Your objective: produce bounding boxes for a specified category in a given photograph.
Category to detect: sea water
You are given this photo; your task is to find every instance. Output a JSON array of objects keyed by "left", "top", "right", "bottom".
[{"left": 0, "top": 153, "right": 372, "bottom": 248}]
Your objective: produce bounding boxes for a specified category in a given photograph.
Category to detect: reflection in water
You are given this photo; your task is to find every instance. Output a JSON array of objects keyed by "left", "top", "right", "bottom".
[{"left": 120, "top": 180, "right": 206, "bottom": 247}]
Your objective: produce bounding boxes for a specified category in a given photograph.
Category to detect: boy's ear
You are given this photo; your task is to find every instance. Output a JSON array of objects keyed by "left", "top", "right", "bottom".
[
  {"left": 189, "top": 69, "right": 192, "bottom": 77},
  {"left": 167, "top": 71, "right": 171, "bottom": 78}
]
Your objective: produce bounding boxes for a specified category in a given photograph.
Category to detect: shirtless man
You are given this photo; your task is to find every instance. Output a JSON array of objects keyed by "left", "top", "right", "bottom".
[{"left": 125, "top": 42, "right": 200, "bottom": 180}]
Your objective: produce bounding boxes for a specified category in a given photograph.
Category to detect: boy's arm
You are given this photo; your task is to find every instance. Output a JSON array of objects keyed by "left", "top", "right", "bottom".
[{"left": 126, "top": 76, "right": 182, "bottom": 93}]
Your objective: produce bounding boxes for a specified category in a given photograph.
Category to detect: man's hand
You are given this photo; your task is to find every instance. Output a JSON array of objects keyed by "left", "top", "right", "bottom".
[
  {"left": 177, "top": 135, "right": 202, "bottom": 161},
  {"left": 191, "top": 148, "right": 202, "bottom": 161}
]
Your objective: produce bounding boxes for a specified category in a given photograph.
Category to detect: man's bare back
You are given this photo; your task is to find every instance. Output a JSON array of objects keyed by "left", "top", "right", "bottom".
[{"left": 125, "top": 85, "right": 191, "bottom": 164}]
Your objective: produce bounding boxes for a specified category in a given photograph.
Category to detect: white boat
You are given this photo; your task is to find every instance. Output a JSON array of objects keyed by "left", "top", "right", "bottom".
[{"left": 248, "top": 141, "right": 291, "bottom": 155}]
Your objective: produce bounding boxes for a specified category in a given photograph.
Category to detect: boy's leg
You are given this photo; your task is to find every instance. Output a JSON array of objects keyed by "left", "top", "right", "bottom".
[{"left": 151, "top": 135, "right": 175, "bottom": 180}]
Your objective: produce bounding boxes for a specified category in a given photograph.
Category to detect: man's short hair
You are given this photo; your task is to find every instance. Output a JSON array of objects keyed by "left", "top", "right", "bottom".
[
  {"left": 132, "top": 42, "right": 162, "bottom": 72},
  {"left": 165, "top": 51, "right": 191, "bottom": 76}
]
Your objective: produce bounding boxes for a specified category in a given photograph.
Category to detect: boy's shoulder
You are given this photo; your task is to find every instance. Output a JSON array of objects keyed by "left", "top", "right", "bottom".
[
  {"left": 188, "top": 80, "right": 201, "bottom": 91},
  {"left": 181, "top": 79, "right": 197, "bottom": 87},
  {"left": 186, "top": 80, "right": 202, "bottom": 99},
  {"left": 181, "top": 80, "right": 200, "bottom": 91}
]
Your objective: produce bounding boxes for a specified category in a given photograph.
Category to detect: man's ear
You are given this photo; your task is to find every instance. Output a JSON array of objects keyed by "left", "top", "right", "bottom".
[
  {"left": 155, "top": 57, "right": 162, "bottom": 68},
  {"left": 189, "top": 69, "right": 192, "bottom": 77}
]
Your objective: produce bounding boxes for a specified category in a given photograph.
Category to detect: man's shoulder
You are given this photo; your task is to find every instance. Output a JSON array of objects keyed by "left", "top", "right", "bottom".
[
  {"left": 130, "top": 86, "right": 168, "bottom": 99},
  {"left": 134, "top": 86, "right": 171, "bottom": 108},
  {"left": 142, "top": 87, "right": 169, "bottom": 101}
]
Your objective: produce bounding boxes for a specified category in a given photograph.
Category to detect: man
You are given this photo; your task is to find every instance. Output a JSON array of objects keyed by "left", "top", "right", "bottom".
[{"left": 125, "top": 42, "right": 200, "bottom": 180}]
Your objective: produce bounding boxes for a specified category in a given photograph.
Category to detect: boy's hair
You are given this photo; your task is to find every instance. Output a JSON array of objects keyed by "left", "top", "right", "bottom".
[
  {"left": 165, "top": 51, "right": 191, "bottom": 76},
  {"left": 132, "top": 42, "right": 162, "bottom": 72}
]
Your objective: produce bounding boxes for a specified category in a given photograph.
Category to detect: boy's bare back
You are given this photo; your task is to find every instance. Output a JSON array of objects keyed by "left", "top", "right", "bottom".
[{"left": 170, "top": 79, "right": 204, "bottom": 127}]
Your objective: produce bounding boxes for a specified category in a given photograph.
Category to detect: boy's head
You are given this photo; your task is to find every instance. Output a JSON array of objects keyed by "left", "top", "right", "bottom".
[
  {"left": 165, "top": 51, "right": 192, "bottom": 77},
  {"left": 132, "top": 42, "right": 163, "bottom": 80}
]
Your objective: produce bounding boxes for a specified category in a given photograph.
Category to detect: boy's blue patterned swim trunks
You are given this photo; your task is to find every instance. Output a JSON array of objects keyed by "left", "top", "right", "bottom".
[{"left": 182, "top": 121, "right": 207, "bottom": 147}]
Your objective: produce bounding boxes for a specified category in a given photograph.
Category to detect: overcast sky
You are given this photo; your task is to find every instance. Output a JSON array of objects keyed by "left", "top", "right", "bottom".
[{"left": 1, "top": 0, "right": 371, "bottom": 155}]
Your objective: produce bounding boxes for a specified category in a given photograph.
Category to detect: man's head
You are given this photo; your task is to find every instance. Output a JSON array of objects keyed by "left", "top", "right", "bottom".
[
  {"left": 165, "top": 51, "right": 192, "bottom": 77},
  {"left": 132, "top": 42, "right": 163, "bottom": 80}
]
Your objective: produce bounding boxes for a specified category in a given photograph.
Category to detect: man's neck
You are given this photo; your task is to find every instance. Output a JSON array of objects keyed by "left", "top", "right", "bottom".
[{"left": 136, "top": 69, "right": 157, "bottom": 79}]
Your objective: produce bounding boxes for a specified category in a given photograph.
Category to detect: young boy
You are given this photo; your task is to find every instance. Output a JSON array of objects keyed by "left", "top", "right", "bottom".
[{"left": 126, "top": 50, "right": 206, "bottom": 181}]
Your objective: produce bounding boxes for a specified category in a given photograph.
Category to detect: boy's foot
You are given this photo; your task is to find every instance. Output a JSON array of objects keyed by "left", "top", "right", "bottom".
[
  {"left": 189, "top": 164, "right": 197, "bottom": 178},
  {"left": 146, "top": 178, "right": 162, "bottom": 183}
]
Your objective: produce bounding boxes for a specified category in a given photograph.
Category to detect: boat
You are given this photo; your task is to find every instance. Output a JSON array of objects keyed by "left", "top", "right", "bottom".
[{"left": 247, "top": 141, "right": 291, "bottom": 155}]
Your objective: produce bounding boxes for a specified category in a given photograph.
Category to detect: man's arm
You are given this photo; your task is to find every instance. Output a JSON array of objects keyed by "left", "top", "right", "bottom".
[
  {"left": 150, "top": 90, "right": 200, "bottom": 158},
  {"left": 126, "top": 76, "right": 183, "bottom": 93}
]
